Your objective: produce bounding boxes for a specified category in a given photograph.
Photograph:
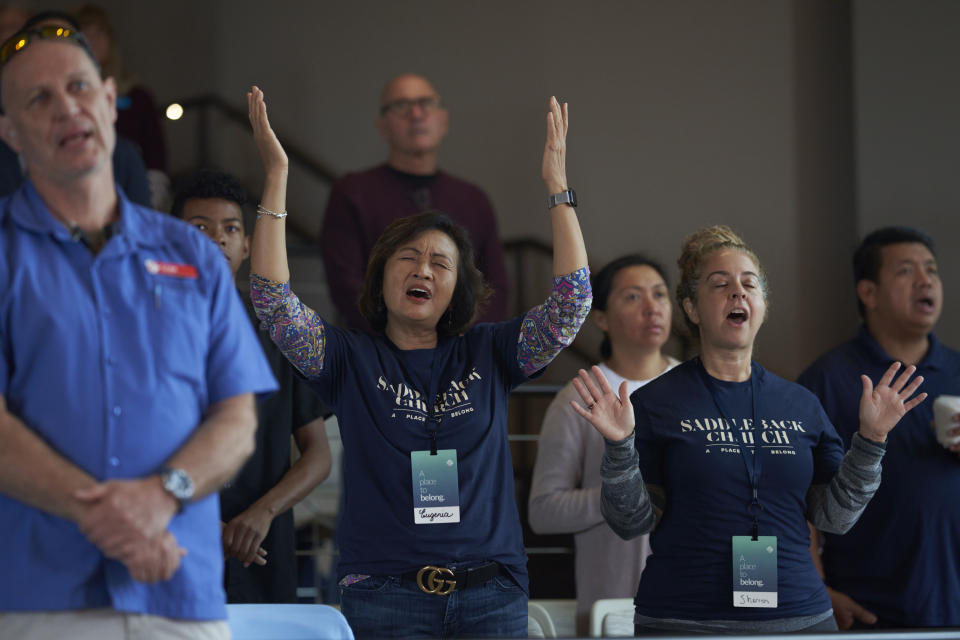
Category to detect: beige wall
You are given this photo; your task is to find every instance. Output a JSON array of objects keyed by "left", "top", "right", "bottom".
[
  {"left": 213, "top": 0, "right": 856, "bottom": 378},
  {"left": 204, "top": 0, "right": 815, "bottom": 379},
  {"left": 854, "top": 0, "right": 960, "bottom": 350},
  {"left": 25, "top": 0, "right": 956, "bottom": 377}
]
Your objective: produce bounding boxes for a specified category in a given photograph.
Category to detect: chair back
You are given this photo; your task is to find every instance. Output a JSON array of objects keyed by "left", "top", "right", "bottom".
[
  {"left": 588, "top": 597, "right": 634, "bottom": 637},
  {"left": 528, "top": 601, "right": 557, "bottom": 638},
  {"left": 227, "top": 603, "right": 354, "bottom": 640}
]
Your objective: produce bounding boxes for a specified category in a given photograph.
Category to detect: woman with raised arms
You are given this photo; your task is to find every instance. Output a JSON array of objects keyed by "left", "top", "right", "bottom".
[
  {"left": 572, "top": 225, "right": 925, "bottom": 634},
  {"left": 246, "top": 88, "right": 590, "bottom": 639}
]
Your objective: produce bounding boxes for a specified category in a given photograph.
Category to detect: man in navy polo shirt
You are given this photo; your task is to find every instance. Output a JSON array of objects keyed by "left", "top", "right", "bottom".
[
  {"left": 799, "top": 227, "right": 960, "bottom": 628},
  {"left": 0, "top": 22, "right": 276, "bottom": 640}
]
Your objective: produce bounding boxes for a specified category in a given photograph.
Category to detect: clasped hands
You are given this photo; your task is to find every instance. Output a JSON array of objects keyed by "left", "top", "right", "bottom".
[{"left": 75, "top": 476, "right": 184, "bottom": 583}]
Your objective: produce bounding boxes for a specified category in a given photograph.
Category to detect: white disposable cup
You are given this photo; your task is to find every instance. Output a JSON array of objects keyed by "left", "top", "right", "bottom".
[{"left": 932, "top": 395, "right": 960, "bottom": 447}]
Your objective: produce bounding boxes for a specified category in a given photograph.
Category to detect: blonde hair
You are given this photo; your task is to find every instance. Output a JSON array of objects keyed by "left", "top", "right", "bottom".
[{"left": 676, "top": 225, "right": 768, "bottom": 333}]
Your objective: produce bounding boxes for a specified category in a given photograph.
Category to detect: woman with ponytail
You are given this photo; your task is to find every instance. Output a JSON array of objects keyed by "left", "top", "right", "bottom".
[{"left": 572, "top": 225, "right": 926, "bottom": 634}]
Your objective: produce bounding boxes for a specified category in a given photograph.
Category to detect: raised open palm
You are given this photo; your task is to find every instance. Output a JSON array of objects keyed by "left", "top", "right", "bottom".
[
  {"left": 247, "top": 85, "right": 288, "bottom": 175},
  {"left": 858, "top": 362, "right": 926, "bottom": 442},
  {"left": 541, "top": 96, "right": 568, "bottom": 192},
  {"left": 570, "top": 366, "right": 635, "bottom": 442}
]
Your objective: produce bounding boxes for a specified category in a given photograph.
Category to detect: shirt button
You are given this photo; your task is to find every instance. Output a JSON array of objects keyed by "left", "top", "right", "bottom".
[
  {"left": 113, "top": 406, "right": 122, "bottom": 416},
  {"left": 109, "top": 457, "right": 120, "bottom": 467}
]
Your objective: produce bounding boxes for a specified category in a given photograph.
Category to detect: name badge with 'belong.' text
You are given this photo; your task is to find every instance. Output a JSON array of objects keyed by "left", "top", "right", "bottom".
[
  {"left": 411, "top": 450, "right": 460, "bottom": 524},
  {"left": 732, "top": 536, "right": 778, "bottom": 608}
]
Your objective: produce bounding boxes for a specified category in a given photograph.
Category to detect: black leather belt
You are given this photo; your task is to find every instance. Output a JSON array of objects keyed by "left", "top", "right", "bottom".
[{"left": 403, "top": 562, "right": 502, "bottom": 595}]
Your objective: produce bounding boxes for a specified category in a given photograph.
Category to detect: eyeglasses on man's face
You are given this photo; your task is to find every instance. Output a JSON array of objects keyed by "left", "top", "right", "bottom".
[{"left": 380, "top": 95, "right": 443, "bottom": 117}]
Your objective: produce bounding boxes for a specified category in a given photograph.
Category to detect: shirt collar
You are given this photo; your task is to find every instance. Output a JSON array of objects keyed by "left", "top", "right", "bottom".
[
  {"left": 7, "top": 179, "right": 165, "bottom": 249},
  {"left": 856, "top": 324, "right": 947, "bottom": 371}
]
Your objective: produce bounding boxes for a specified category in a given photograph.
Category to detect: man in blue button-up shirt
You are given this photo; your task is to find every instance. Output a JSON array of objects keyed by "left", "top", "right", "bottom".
[{"left": 0, "top": 21, "right": 277, "bottom": 640}]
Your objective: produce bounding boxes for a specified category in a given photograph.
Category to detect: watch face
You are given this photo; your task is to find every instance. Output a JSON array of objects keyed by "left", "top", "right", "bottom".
[{"left": 163, "top": 469, "right": 195, "bottom": 500}]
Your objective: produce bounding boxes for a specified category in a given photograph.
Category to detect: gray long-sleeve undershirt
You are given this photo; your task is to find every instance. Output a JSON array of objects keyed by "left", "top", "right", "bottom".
[{"left": 600, "top": 431, "right": 886, "bottom": 539}]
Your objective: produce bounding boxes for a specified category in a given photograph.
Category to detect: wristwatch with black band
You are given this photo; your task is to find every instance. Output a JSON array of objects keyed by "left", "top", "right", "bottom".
[{"left": 547, "top": 189, "right": 577, "bottom": 210}]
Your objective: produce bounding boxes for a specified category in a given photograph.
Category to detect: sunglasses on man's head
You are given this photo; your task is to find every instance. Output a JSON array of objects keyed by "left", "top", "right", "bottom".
[{"left": 0, "top": 26, "right": 93, "bottom": 67}]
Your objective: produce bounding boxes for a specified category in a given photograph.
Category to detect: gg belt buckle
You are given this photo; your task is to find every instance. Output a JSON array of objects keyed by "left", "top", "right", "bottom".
[{"left": 416, "top": 565, "right": 456, "bottom": 595}]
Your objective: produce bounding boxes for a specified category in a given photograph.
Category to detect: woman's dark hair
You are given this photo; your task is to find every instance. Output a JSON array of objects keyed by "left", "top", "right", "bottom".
[
  {"left": 591, "top": 254, "right": 669, "bottom": 360},
  {"left": 359, "top": 211, "right": 493, "bottom": 336}
]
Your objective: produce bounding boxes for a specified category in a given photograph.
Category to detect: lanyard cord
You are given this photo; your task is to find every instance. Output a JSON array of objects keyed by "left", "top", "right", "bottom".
[
  {"left": 393, "top": 338, "right": 450, "bottom": 456},
  {"left": 698, "top": 358, "right": 763, "bottom": 540}
]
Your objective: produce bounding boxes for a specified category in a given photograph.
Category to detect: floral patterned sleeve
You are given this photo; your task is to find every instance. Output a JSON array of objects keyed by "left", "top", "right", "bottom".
[
  {"left": 517, "top": 267, "right": 592, "bottom": 376},
  {"left": 249, "top": 273, "right": 327, "bottom": 378}
]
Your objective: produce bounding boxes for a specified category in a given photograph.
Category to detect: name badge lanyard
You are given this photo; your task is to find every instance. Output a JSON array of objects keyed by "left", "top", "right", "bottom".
[
  {"left": 698, "top": 359, "right": 764, "bottom": 540},
  {"left": 395, "top": 338, "right": 452, "bottom": 456}
]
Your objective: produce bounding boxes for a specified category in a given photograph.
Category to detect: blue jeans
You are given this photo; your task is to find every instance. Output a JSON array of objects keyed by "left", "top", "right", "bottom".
[{"left": 340, "top": 572, "right": 527, "bottom": 639}]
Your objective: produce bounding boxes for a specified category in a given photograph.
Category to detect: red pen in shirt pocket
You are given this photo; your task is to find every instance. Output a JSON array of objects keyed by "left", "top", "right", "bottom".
[{"left": 145, "top": 259, "right": 199, "bottom": 279}]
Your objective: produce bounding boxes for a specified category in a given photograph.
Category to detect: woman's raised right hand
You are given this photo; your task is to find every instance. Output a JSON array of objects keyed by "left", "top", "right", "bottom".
[
  {"left": 570, "top": 366, "right": 635, "bottom": 442},
  {"left": 247, "top": 85, "right": 288, "bottom": 175}
]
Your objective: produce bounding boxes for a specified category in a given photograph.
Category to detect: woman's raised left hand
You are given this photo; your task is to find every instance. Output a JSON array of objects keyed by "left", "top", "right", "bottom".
[
  {"left": 541, "top": 96, "right": 569, "bottom": 195},
  {"left": 858, "top": 362, "right": 926, "bottom": 443}
]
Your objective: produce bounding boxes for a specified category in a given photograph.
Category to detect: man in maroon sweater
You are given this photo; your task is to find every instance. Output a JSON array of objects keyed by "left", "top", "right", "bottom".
[{"left": 319, "top": 73, "right": 510, "bottom": 330}]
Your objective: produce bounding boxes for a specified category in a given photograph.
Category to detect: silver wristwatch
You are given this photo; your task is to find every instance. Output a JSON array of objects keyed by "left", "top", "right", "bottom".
[
  {"left": 159, "top": 467, "right": 195, "bottom": 511},
  {"left": 547, "top": 189, "right": 578, "bottom": 209}
]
